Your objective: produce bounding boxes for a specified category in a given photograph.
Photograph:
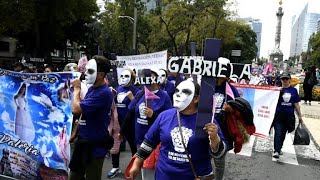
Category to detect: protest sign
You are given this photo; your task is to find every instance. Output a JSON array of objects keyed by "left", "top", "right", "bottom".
[
  {"left": 168, "top": 57, "right": 251, "bottom": 81},
  {"left": 0, "top": 68, "right": 78, "bottom": 179},
  {"left": 116, "top": 50, "right": 168, "bottom": 81},
  {"left": 232, "top": 84, "right": 281, "bottom": 138}
]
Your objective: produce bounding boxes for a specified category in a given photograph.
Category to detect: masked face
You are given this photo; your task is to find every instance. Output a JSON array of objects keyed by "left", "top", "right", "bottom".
[
  {"left": 119, "top": 70, "right": 131, "bottom": 86},
  {"left": 85, "top": 59, "right": 97, "bottom": 85},
  {"left": 159, "top": 69, "right": 167, "bottom": 84},
  {"left": 173, "top": 80, "right": 195, "bottom": 112}
]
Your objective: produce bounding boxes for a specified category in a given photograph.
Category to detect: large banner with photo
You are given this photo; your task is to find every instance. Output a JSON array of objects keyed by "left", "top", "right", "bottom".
[
  {"left": 0, "top": 68, "right": 79, "bottom": 179},
  {"left": 232, "top": 84, "right": 281, "bottom": 138},
  {"left": 115, "top": 50, "right": 168, "bottom": 80}
]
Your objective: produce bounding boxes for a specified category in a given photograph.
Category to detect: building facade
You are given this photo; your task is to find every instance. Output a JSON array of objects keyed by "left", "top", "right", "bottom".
[
  {"left": 141, "top": 0, "right": 161, "bottom": 13},
  {"left": 317, "top": 19, "right": 320, "bottom": 32},
  {"left": 302, "top": 13, "right": 320, "bottom": 51},
  {"left": 237, "top": 17, "right": 262, "bottom": 58},
  {"left": 290, "top": 3, "right": 320, "bottom": 57}
]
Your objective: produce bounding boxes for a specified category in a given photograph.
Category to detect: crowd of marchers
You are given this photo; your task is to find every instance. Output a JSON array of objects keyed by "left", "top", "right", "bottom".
[{"left": 7, "top": 56, "right": 316, "bottom": 180}]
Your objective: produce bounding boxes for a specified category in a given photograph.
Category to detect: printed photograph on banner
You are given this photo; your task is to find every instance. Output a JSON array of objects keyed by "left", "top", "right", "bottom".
[{"left": 0, "top": 68, "right": 78, "bottom": 179}]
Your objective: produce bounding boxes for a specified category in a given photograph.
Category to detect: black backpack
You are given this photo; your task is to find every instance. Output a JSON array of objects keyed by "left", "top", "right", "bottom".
[{"left": 308, "top": 73, "right": 318, "bottom": 86}]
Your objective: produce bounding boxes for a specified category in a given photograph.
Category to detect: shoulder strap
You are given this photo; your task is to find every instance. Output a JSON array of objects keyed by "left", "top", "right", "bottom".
[
  {"left": 131, "top": 88, "right": 145, "bottom": 108},
  {"left": 176, "top": 110, "right": 198, "bottom": 179}
]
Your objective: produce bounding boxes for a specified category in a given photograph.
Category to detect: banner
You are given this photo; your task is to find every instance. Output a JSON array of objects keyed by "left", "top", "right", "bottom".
[
  {"left": 0, "top": 68, "right": 79, "bottom": 179},
  {"left": 168, "top": 57, "right": 251, "bottom": 80},
  {"left": 116, "top": 50, "right": 168, "bottom": 80},
  {"left": 232, "top": 84, "right": 281, "bottom": 138}
]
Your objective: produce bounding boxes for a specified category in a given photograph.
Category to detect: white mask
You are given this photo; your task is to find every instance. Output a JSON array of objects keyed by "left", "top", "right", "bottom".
[
  {"left": 119, "top": 70, "right": 131, "bottom": 86},
  {"left": 85, "top": 59, "right": 97, "bottom": 85},
  {"left": 159, "top": 69, "right": 167, "bottom": 84},
  {"left": 173, "top": 80, "right": 195, "bottom": 112}
]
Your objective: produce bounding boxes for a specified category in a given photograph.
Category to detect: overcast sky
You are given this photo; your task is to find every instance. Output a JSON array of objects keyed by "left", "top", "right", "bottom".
[{"left": 234, "top": 0, "right": 320, "bottom": 59}]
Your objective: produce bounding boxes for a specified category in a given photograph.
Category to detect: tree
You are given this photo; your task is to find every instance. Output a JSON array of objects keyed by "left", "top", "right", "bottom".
[
  {"left": 0, "top": 0, "right": 98, "bottom": 63},
  {"left": 308, "top": 32, "right": 320, "bottom": 67}
]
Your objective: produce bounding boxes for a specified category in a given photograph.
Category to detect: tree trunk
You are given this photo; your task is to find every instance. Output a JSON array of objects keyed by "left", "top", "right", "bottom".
[
  {"left": 185, "top": 15, "right": 195, "bottom": 54},
  {"left": 65, "top": 41, "right": 68, "bottom": 64}
]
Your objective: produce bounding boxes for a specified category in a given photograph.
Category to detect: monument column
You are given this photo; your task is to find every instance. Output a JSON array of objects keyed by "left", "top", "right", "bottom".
[{"left": 269, "top": 0, "right": 284, "bottom": 66}]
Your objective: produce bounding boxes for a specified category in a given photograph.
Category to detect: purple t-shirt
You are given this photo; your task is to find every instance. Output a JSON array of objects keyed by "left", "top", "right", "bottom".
[
  {"left": 161, "top": 81, "right": 175, "bottom": 104},
  {"left": 128, "top": 89, "right": 172, "bottom": 145},
  {"left": 79, "top": 84, "right": 113, "bottom": 157},
  {"left": 214, "top": 82, "right": 240, "bottom": 117},
  {"left": 276, "top": 86, "right": 301, "bottom": 114},
  {"left": 116, "top": 85, "right": 139, "bottom": 123},
  {"left": 145, "top": 109, "right": 226, "bottom": 180}
]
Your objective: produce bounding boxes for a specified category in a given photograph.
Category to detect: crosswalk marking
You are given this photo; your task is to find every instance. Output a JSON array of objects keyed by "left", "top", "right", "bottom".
[
  {"left": 228, "top": 131, "right": 320, "bottom": 166},
  {"left": 271, "top": 133, "right": 298, "bottom": 165},
  {"left": 229, "top": 136, "right": 255, "bottom": 157}
]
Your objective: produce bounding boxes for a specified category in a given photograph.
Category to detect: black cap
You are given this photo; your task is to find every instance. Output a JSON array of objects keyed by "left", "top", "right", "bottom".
[{"left": 280, "top": 72, "right": 291, "bottom": 79}]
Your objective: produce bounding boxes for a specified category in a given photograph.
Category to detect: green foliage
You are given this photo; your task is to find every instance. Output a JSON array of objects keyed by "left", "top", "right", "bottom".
[
  {"left": 99, "top": 0, "right": 257, "bottom": 60},
  {"left": 308, "top": 32, "right": 320, "bottom": 67},
  {"left": 0, "top": 0, "right": 98, "bottom": 61}
]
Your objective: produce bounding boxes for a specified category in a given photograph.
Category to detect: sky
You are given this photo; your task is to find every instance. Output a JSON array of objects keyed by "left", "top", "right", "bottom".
[
  {"left": 96, "top": 0, "right": 320, "bottom": 60},
  {"left": 233, "top": 0, "right": 320, "bottom": 60}
]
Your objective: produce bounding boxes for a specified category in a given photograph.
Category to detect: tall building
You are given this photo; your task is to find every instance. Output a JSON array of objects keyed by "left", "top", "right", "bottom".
[
  {"left": 302, "top": 13, "right": 320, "bottom": 51},
  {"left": 289, "top": 3, "right": 320, "bottom": 57},
  {"left": 141, "top": 0, "right": 161, "bottom": 13},
  {"left": 237, "top": 18, "right": 262, "bottom": 58},
  {"left": 318, "top": 20, "right": 320, "bottom": 32}
]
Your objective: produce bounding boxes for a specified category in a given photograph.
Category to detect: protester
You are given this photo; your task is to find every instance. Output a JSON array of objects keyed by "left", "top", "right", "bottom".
[
  {"left": 44, "top": 65, "right": 54, "bottom": 73},
  {"left": 12, "top": 62, "right": 24, "bottom": 72},
  {"left": 106, "top": 80, "right": 121, "bottom": 179},
  {"left": 107, "top": 68, "right": 139, "bottom": 178},
  {"left": 128, "top": 79, "right": 226, "bottom": 180},
  {"left": 121, "top": 68, "right": 172, "bottom": 180},
  {"left": 159, "top": 69, "right": 175, "bottom": 103},
  {"left": 303, "top": 66, "right": 317, "bottom": 105},
  {"left": 272, "top": 72, "right": 303, "bottom": 159},
  {"left": 69, "top": 56, "right": 114, "bottom": 180},
  {"left": 216, "top": 97, "right": 255, "bottom": 154},
  {"left": 213, "top": 57, "right": 240, "bottom": 180}
]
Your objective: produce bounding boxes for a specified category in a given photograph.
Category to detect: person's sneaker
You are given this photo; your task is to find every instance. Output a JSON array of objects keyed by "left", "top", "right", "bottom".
[
  {"left": 273, "top": 152, "right": 279, "bottom": 159},
  {"left": 107, "top": 168, "right": 121, "bottom": 178}
]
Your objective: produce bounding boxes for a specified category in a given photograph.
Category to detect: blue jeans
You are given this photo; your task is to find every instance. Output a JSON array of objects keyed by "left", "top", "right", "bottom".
[{"left": 273, "top": 119, "right": 288, "bottom": 153}]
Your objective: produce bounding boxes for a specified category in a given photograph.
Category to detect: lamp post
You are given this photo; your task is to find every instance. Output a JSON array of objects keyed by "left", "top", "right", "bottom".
[{"left": 118, "top": 0, "right": 137, "bottom": 55}]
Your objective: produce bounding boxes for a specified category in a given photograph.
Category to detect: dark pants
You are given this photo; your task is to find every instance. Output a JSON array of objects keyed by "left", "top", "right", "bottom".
[
  {"left": 111, "top": 138, "right": 137, "bottom": 168},
  {"left": 273, "top": 119, "right": 288, "bottom": 153},
  {"left": 303, "top": 84, "right": 314, "bottom": 102},
  {"left": 213, "top": 153, "right": 226, "bottom": 180},
  {"left": 69, "top": 157, "right": 105, "bottom": 180}
]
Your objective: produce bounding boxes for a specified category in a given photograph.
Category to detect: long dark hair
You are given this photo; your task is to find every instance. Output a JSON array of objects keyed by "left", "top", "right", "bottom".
[{"left": 15, "top": 83, "right": 27, "bottom": 98}]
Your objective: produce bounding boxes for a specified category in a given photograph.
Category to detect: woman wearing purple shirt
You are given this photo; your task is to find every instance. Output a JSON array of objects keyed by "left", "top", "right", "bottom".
[
  {"left": 121, "top": 69, "right": 172, "bottom": 180},
  {"left": 272, "top": 72, "right": 303, "bottom": 159},
  {"left": 108, "top": 68, "right": 139, "bottom": 178},
  {"left": 129, "top": 79, "right": 227, "bottom": 180}
]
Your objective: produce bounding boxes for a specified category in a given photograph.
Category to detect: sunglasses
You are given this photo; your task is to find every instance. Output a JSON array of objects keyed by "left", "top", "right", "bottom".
[{"left": 281, "top": 78, "right": 289, "bottom": 80}]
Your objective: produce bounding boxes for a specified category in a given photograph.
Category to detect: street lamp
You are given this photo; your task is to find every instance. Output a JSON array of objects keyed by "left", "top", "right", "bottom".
[{"left": 118, "top": 0, "right": 137, "bottom": 55}]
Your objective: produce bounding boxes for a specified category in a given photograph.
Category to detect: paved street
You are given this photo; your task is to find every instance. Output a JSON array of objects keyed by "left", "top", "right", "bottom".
[{"left": 100, "top": 101, "right": 320, "bottom": 180}]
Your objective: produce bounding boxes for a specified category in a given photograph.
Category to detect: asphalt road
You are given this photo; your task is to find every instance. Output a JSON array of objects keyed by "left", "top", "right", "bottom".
[{"left": 100, "top": 141, "right": 320, "bottom": 180}]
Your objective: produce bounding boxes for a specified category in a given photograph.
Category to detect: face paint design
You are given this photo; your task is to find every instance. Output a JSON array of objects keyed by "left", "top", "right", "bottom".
[
  {"left": 159, "top": 69, "right": 167, "bottom": 84},
  {"left": 85, "top": 59, "right": 97, "bottom": 85},
  {"left": 119, "top": 70, "right": 131, "bottom": 86},
  {"left": 173, "top": 80, "right": 195, "bottom": 112}
]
